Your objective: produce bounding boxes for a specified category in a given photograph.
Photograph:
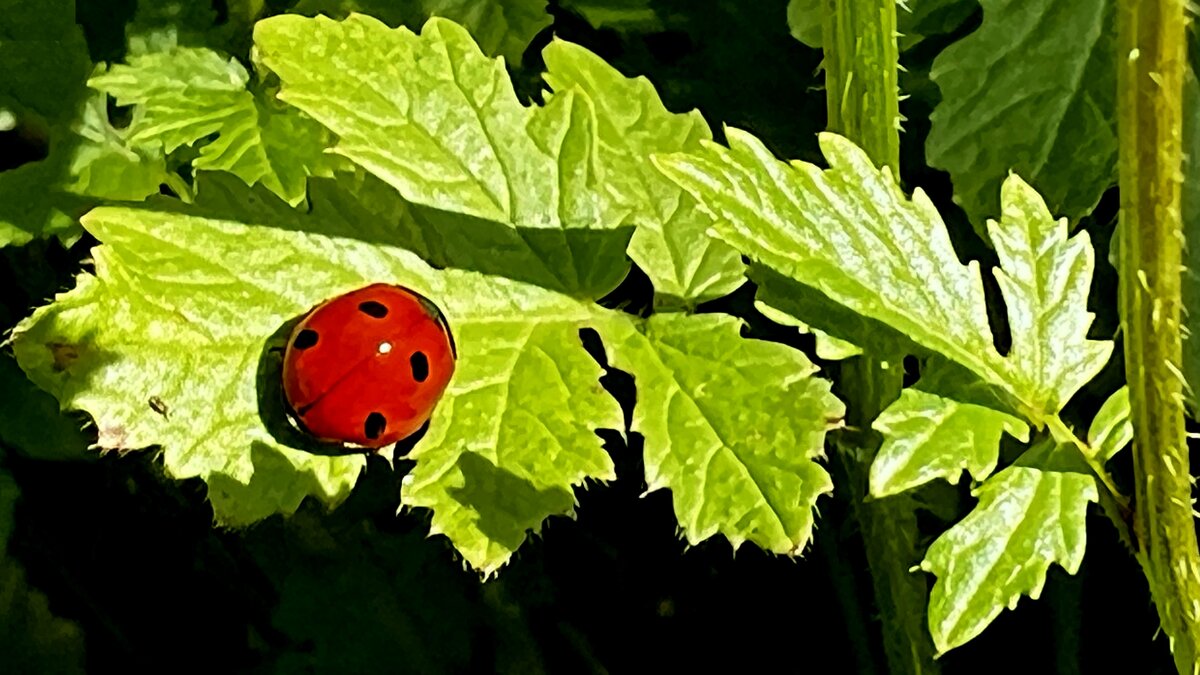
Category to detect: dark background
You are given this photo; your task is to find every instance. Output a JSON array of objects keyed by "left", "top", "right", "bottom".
[{"left": 0, "top": 1, "right": 1184, "bottom": 672}]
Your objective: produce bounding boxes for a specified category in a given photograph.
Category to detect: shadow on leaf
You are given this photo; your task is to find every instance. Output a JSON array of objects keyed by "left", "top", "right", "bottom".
[
  {"left": 448, "top": 451, "right": 575, "bottom": 553},
  {"left": 205, "top": 441, "right": 361, "bottom": 526}
]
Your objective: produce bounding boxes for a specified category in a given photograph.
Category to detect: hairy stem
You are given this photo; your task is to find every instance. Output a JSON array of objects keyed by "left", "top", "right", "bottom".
[
  {"left": 1117, "top": 0, "right": 1200, "bottom": 671},
  {"left": 822, "top": 1, "right": 939, "bottom": 672}
]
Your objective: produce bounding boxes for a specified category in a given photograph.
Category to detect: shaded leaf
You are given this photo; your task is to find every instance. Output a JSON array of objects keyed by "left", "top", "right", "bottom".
[
  {"left": 870, "top": 388, "right": 1028, "bottom": 497},
  {"left": 603, "top": 313, "right": 844, "bottom": 553},
  {"left": 926, "top": 0, "right": 1117, "bottom": 228},
  {"left": 559, "top": 0, "right": 661, "bottom": 31}
]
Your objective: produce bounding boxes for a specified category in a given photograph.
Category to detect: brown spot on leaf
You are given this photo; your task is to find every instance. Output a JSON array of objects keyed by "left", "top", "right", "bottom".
[{"left": 46, "top": 341, "right": 81, "bottom": 372}]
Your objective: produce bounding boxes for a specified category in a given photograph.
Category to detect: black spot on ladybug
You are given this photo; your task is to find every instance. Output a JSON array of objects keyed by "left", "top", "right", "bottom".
[
  {"left": 410, "top": 351, "right": 429, "bottom": 382},
  {"left": 293, "top": 329, "right": 319, "bottom": 349},
  {"left": 358, "top": 300, "right": 388, "bottom": 318},
  {"left": 364, "top": 412, "right": 387, "bottom": 440}
]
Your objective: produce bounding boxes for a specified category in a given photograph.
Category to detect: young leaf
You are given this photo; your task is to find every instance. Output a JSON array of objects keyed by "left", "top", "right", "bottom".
[
  {"left": 656, "top": 130, "right": 1112, "bottom": 423},
  {"left": 289, "top": 0, "right": 551, "bottom": 63},
  {"left": 254, "top": 15, "right": 632, "bottom": 297},
  {"left": 541, "top": 41, "right": 744, "bottom": 305},
  {"left": 89, "top": 48, "right": 338, "bottom": 206},
  {"left": 11, "top": 191, "right": 620, "bottom": 557},
  {"left": 1086, "top": 386, "right": 1131, "bottom": 463},
  {"left": 870, "top": 389, "right": 1028, "bottom": 497},
  {"left": 64, "top": 91, "right": 170, "bottom": 201},
  {"left": 603, "top": 313, "right": 844, "bottom": 554},
  {"left": 926, "top": 0, "right": 1117, "bottom": 228},
  {"left": 921, "top": 464, "right": 1097, "bottom": 653},
  {"left": 0, "top": 0, "right": 118, "bottom": 246}
]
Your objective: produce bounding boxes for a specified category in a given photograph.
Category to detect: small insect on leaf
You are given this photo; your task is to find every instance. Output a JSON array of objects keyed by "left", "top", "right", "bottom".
[{"left": 148, "top": 396, "right": 170, "bottom": 420}]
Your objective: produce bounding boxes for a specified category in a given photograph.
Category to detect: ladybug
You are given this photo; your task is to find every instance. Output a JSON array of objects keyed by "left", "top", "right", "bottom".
[{"left": 282, "top": 283, "right": 457, "bottom": 449}]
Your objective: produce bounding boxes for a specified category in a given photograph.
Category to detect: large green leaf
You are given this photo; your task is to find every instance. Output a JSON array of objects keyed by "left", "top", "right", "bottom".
[
  {"left": 255, "top": 14, "right": 631, "bottom": 298},
  {"left": 921, "top": 463, "right": 1096, "bottom": 653},
  {"left": 289, "top": 0, "right": 551, "bottom": 63},
  {"left": 926, "top": 0, "right": 1117, "bottom": 228},
  {"left": 870, "top": 388, "right": 1028, "bottom": 497},
  {"left": 542, "top": 41, "right": 744, "bottom": 306},
  {"left": 0, "top": 457, "right": 86, "bottom": 673},
  {"left": 604, "top": 313, "right": 844, "bottom": 553},
  {"left": 656, "top": 130, "right": 1112, "bottom": 423},
  {"left": 11, "top": 187, "right": 620, "bottom": 563},
  {"left": 89, "top": 48, "right": 338, "bottom": 206}
]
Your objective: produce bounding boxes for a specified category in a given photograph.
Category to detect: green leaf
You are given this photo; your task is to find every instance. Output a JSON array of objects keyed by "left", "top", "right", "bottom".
[
  {"left": 656, "top": 130, "right": 1112, "bottom": 422},
  {"left": 603, "top": 313, "right": 844, "bottom": 553},
  {"left": 11, "top": 185, "right": 620, "bottom": 558},
  {"left": 926, "top": 0, "right": 1117, "bottom": 228},
  {"left": 542, "top": 41, "right": 744, "bottom": 305},
  {"left": 64, "top": 90, "right": 170, "bottom": 200},
  {"left": 254, "top": 15, "right": 632, "bottom": 298},
  {"left": 870, "top": 389, "right": 1028, "bottom": 497},
  {"left": 753, "top": 299, "right": 862, "bottom": 361},
  {"left": 289, "top": 0, "right": 551, "bottom": 63},
  {"left": 921, "top": 464, "right": 1097, "bottom": 653},
  {"left": 89, "top": 48, "right": 338, "bottom": 206},
  {"left": 559, "top": 0, "right": 661, "bottom": 31},
  {"left": 0, "top": 0, "right": 92, "bottom": 245},
  {"left": 1086, "top": 386, "right": 1131, "bottom": 463},
  {"left": 0, "top": 457, "right": 86, "bottom": 673}
]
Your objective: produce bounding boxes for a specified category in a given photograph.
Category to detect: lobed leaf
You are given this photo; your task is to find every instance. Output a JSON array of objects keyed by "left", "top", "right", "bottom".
[
  {"left": 921, "top": 464, "right": 1097, "bottom": 653},
  {"left": 542, "top": 41, "right": 744, "bottom": 305},
  {"left": 870, "top": 389, "right": 1028, "bottom": 497},
  {"left": 656, "top": 129, "right": 1112, "bottom": 423},
  {"left": 926, "top": 0, "right": 1117, "bottom": 229},
  {"left": 11, "top": 183, "right": 620, "bottom": 567},
  {"left": 254, "top": 14, "right": 631, "bottom": 297},
  {"left": 289, "top": 0, "right": 551, "bottom": 63},
  {"left": 603, "top": 313, "right": 844, "bottom": 554},
  {"left": 89, "top": 48, "right": 338, "bottom": 206}
]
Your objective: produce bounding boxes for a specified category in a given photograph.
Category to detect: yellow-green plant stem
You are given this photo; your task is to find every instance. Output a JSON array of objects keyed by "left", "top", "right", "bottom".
[
  {"left": 1117, "top": 0, "right": 1200, "bottom": 671},
  {"left": 822, "top": 1, "right": 938, "bottom": 672}
]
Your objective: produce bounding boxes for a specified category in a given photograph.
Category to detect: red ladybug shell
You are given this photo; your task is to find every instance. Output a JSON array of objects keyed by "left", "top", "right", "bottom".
[{"left": 282, "top": 283, "right": 456, "bottom": 448}]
